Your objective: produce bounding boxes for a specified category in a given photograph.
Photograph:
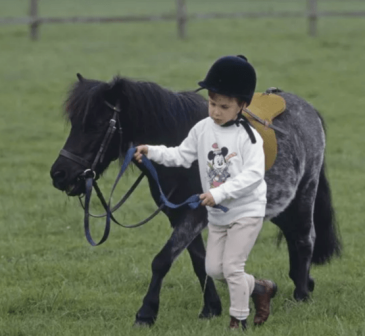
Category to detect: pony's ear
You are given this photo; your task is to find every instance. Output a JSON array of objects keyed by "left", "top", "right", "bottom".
[{"left": 76, "top": 73, "right": 84, "bottom": 82}]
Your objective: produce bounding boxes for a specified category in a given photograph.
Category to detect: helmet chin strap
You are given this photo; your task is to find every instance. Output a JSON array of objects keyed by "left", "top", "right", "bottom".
[{"left": 220, "top": 110, "right": 257, "bottom": 144}]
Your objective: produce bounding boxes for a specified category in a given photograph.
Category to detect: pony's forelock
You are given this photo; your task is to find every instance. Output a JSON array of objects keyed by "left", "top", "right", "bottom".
[{"left": 63, "top": 78, "right": 110, "bottom": 124}]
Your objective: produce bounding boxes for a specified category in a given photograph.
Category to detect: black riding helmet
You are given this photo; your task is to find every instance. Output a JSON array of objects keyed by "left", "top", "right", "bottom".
[
  {"left": 198, "top": 55, "right": 257, "bottom": 144},
  {"left": 197, "top": 55, "right": 256, "bottom": 106}
]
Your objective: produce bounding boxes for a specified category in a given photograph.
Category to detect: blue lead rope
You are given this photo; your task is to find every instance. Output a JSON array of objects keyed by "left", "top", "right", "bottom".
[
  {"left": 86, "top": 147, "right": 229, "bottom": 246},
  {"left": 108, "top": 147, "right": 229, "bottom": 213},
  {"left": 140, "top": 150, "right": 229, "bottom": 212}
]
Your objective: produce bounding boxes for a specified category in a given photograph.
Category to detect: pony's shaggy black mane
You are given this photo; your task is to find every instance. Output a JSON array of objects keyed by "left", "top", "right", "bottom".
[{"left": 64, "top": 76, "right": 208, "bottom": 148}]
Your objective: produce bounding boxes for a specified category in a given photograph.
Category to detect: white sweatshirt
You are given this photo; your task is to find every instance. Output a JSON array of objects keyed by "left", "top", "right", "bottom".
[{"left": 147, "top": 117, "right": 267, "bottom": 226}]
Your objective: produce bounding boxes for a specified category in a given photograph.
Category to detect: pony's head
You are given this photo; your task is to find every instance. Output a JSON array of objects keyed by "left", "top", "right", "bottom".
[
  {"left": 50, "top": 74, "right": 126, "bottom": 196},
  {"left": 50, "top": 73, "right": 208, "bottom": 196}
]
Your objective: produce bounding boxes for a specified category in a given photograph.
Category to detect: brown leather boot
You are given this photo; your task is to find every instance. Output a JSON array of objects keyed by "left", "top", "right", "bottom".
[
  {"left": 229, "top": 317, "right": 247, "bottom": 331},
  {"left": 229, "top": 316, "right": 240, "bottom": 329},
  {"left": 251, "top": 279, "right": 277, "bottom": 325}
]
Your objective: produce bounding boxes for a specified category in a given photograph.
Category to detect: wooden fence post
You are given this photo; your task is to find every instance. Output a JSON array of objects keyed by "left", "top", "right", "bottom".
[
  {"left": 29, "top": 0, "right": 39, "bottom": 40},
  {"left": 307, "top": 0, "right": 318, "bottom": 37},
  {"left": 176, "top": 0, "right": 187, "bottom": 39}
]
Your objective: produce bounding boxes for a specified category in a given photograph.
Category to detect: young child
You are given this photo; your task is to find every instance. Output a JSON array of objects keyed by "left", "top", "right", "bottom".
[{"left": 134, "top": 55, "right": 277, "bottom": 331}]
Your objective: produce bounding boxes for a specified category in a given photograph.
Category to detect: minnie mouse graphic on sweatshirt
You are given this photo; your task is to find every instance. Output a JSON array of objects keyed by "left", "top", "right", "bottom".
[{"left": 207, "top": 143, "right": 238, "bottom": 189}]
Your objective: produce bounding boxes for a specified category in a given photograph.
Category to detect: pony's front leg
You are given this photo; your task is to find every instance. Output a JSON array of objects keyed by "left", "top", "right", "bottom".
[{"left": 134, "top": 209, "right": 208, "bottom": 326}]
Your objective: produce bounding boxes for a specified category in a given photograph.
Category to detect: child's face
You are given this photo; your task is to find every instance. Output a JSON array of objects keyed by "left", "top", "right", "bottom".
[{"left": 208, "top": 93, "right": 245, "bottom": 125}]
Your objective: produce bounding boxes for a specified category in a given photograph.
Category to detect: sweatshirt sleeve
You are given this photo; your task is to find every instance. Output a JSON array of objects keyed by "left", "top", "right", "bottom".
[
  {"left": 209, "top": 133, "right": 265, "bottom": 205},
  {"left": 146, "top": 127, "right": 198, "bottom": 168}
]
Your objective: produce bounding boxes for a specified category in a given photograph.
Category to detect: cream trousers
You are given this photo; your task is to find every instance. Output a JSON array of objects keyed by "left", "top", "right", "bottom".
[{"left": 205, "top": 217, "right": 263, "bottom": 320}]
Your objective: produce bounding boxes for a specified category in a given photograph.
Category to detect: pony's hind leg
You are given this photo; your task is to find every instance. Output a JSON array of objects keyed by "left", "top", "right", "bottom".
[
  {"left": 187, "top": 233, "right": 222, "bottom": 318},
  {"left": 134, "top": 208, "right": 218, "bottom": 326},
  {"left": 272, "top": 179, "right": 318, "bottom": 301}
]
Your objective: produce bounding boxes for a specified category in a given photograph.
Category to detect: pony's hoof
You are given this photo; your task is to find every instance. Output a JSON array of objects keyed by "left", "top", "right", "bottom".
[
  {"left": 198, "top": 304, "right": 222, "bottom": 319},
  {"left": 293, "top": 289, "right": 310, "bottom": 302},
  {"left": 308, "top": 277, "right": 315, "bottom": 292},
  {"left": 133, "top": 314, "right": 155, "bottom": 327}
]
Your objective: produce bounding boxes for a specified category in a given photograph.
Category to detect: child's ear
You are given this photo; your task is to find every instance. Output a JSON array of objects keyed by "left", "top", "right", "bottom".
[
  {"left": 239, "top": 101, "right": 247, "bottom": 109},
  {"left": 236, "top": 98, "right": 246, "bottom": 109}
]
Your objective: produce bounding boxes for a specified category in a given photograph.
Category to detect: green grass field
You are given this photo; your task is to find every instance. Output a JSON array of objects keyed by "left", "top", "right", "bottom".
[{"left": 1, "top": 1, "right": 365, "bottom": 335}]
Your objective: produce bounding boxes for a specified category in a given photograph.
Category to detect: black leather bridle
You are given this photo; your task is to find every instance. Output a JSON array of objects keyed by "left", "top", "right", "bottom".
[
  {"left": 59, "top": 101, "right": 172, "bottom": 246},
  {"left": 60, "top": 101, "right": 122, "bottom": 178}
]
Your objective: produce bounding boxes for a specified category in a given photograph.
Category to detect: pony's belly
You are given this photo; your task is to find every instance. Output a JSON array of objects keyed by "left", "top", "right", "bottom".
[{"left": 264, "top": 178, "right": 298, "bottom": 220}]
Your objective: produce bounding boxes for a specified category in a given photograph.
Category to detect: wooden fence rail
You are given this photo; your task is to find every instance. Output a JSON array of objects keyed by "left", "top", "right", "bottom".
[{"left": 0, "top": 0, "right": 364, "bottom": 40}]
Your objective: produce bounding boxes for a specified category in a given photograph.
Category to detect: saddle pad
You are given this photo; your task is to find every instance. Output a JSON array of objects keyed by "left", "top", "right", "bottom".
[{"left": 242, "top": 92, "right": 286, "bottom": 171}]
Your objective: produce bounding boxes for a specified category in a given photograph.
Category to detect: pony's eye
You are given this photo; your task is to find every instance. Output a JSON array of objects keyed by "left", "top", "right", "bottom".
[
  {"left": 86, "top": 117, "right": 109, "bottom": 131},
  {"left": 84, "top": 122, "right": 105, "bottom": 133}
]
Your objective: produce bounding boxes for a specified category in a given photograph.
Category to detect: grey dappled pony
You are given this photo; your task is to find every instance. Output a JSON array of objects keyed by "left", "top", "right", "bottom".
[{"left": 50, "top": 75, "right": 341, "bottom": 326}]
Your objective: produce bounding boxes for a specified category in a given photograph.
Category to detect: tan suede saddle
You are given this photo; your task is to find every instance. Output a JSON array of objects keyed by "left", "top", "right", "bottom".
[{"left": 242, "top": 89, "right": 286, "bottom": 171}]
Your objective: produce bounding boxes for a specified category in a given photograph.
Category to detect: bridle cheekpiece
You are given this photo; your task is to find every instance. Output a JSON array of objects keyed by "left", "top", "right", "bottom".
[{"left": 60, "top": 100, "right": 122, "bottom": 180}]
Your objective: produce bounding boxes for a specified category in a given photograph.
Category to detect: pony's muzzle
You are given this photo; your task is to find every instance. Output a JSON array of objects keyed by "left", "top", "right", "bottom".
[{"left": 51, "top": 169, "right": 68, "bottom": 191}]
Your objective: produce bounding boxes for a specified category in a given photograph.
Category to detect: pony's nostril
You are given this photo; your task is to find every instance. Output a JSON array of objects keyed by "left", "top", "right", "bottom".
[{"left": 52, "top": 170, "right": 67, "bottom": 182}]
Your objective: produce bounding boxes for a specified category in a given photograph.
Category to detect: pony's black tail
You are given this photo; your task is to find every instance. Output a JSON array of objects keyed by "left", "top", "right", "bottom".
[{"left": 311, "top": 160, "right": 341, "bottom": 264}]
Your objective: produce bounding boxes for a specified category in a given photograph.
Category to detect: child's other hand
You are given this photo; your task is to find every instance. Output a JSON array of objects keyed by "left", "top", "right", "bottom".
[
  {"left": 199, "top": 192, "right": 216, "bottom": 207},
  {"left": 134, "top": 145, "right": 148, "bottom": 163}
]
